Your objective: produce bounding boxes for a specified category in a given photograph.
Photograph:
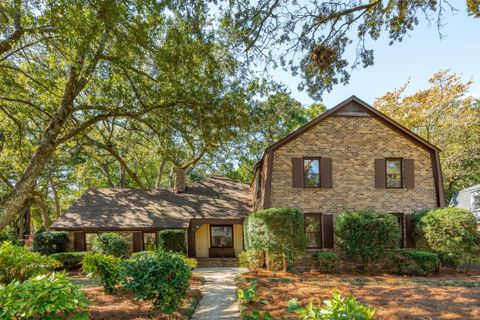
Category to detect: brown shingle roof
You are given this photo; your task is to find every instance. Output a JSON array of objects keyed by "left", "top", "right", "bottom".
[{"left": 51, "top": 176, "right": 251, "bottom": 231}]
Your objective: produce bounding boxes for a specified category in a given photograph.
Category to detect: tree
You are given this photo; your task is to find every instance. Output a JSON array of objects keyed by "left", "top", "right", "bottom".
[{"left": 374, "top": 70, "right": 480, "bottom": 199}]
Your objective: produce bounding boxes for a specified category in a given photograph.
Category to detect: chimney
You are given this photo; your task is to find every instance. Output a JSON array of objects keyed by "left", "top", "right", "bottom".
[{"left": 174, "top": 168, "right": 186, "bottom": 193}]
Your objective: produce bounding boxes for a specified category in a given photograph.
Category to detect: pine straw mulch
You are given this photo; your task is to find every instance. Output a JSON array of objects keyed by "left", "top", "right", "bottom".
[
  {"left": 82, "top": 275, "right": 204, "bottom": 320},
  {"left": 238, "top": 269, "right": 480, "bottom": 320}
]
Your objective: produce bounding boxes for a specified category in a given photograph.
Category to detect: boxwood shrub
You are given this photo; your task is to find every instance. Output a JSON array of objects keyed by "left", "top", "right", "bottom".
[
  {"left": 32, "top": 231, "right": 69, "bottom": 255},
  {"left": 82, "top": 252, "right": 121, "bottom": 293},
  {"left": 50, "top": 252, "right": 87, "bottom": 270},
  {"left": 93, "top": 232, "right": 129, "bottom": 257},
  {"left": 312, "top": 252, "right": 338, "bottom": 272},
  {"left": 394, "top": 250, "right": 440, "bottom": 276},
  {"left": 158, "top": 230, "right": 186, "bottom": 253}
]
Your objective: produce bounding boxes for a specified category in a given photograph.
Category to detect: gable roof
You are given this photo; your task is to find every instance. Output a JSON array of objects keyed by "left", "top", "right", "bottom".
[{"left": 51, "top": 176, "right": 251, "bottom": 231}]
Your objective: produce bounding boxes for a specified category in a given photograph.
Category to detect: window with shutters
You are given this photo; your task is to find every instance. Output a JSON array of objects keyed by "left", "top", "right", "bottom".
[
  {"left": 304, "top": 213, "right": 322, "bottom": 248},
  {"left": 391, "top": 213, "right": 405, "bottom": 248},
  {"left": 210, "top": 225, "right": 234, "bottom": 248},
  {"left": 304, "top": 158, "right": 321, "bottom": 187},
  {"left": 386, "top": 159, "right": 403, "bottom": 188}
]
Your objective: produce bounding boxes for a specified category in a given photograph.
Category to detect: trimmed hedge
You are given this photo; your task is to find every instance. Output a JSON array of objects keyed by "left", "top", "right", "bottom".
[
  {"left": 50, "top": 252, "right": 86, "bottom": 270},
  {"left": 32, "top": 231, "right": 69, "bottom": 255},
  {"left": 158, "top": 230, "right": 186, "bottom": 253},
  {"left": 394, "top": 250, "right": 440, "bottom": 276},
  {"left": 93, "top": 232, "right": 129, "bottom": 258},
  {"left": 312, "top": 252, "right": 338, "bottom": 272}
]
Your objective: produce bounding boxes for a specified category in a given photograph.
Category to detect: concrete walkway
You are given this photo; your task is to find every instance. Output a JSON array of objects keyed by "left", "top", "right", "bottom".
[{"left": 192, "top": 267, "right": 248, "bottom": 320}]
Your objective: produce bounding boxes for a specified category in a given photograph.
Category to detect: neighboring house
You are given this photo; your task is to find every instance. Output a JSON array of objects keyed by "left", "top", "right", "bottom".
[
  {"left": 52, "top": 96, "right": 445, "bottom": 257},
  {"left": 450, "top": 184, "right": 480, "bottom": 223}
]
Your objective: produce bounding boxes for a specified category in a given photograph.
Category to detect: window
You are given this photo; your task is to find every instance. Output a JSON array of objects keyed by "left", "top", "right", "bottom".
[
  {"left": 386, "top": 159, "right": 403, "bottom": 188},
  {"left": 210, "top": 225, "right": 233, "bottom": 248},
  {"left": 391, "top": 213, "right": 405, "bottom": 248},
  {"left": 143, "top": 233, "right": 157, "bottom": 251},
  {"left": 304, "top": 158, "right": 321, "bottom": 187},
  {"left": 85, "top": 233, "right": 98, "bottom": 251},
  {"left": 305, "top": 214, "right": 322, "bottom": 248},
  {"left": 471, "top": 190, "right": 480, "bottom": 222}
]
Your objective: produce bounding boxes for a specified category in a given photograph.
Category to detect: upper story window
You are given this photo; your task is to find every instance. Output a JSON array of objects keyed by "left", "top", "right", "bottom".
[
  {"left": 386, "top": 159, "right": 403, "bottom": 188},
  {"left": 304, "top": 158, "right": 321, "bottom": 187}
]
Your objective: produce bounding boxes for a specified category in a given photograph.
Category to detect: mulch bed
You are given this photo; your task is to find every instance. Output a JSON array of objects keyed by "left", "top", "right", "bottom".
[{"left": 239, "top": 269, "right": 480, "bottom": 319}]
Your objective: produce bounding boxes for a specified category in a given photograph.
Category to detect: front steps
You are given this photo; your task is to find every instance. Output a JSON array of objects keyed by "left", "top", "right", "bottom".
[{"left": 196, "top": 258, "right": 239, "bottom": 268}]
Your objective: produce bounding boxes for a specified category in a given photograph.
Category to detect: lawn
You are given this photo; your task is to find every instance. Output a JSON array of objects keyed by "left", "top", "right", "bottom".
[{"left": 238, "top": 269, "right": 480, "bottom": 319}]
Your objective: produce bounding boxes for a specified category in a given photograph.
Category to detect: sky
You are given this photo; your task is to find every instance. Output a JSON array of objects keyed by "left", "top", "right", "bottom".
[{"left": 269, "top": 6, "right": 480, "bottom": 108}]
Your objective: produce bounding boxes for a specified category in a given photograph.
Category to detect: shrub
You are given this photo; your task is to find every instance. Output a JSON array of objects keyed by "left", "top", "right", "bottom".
[
  {"left": 0, "top": 272, "right": 89, "bottom": 319},
  {"left": 242, "top": 310, "right": 273, "bottom": 320},
  {"left": 121, "top": 250, "right": 191, "bottom": 313},
  {"left": 244, "top": 208, "right": 305, "bottom": 272},
  {"left": 334, "top": 210, "right": 401, "bottom": 269},
  {"left": 82, "top": 252, "right": 121, "bottom": 293},
  {"left": 32, "top": 231, "right": 69, "bottom": 255},
  {"left": 183, "top": 256, "right": 198, "bottom": 270},
  {"left": 312, "top": 252, "right": 338, "bottom": 272},
  {"left": 288, "top": 290, "right": 375, "bottom": 319},
  {"left": 394, "top": 250, "right": 440, "bottom": 276},
  {"left": 0, "top": 242, "right": 61, "bottom": 284},
  {"left": 414, "top": 208, "right": 480, "bottom": 269},
  {"left": 237, "top": 279, "right": 257, "bottom": 304},
  {"left": 158, "top": 230, "right": 186, "bottom": 253},
  {"left": 50, "top": 251, "right": 87, "bottom": 270},
  {"left": 93, "top": 232, "right": 129, "bottom": 257},
  {"left": 239, "top": 250, "right": 264, "bottom": 271}
]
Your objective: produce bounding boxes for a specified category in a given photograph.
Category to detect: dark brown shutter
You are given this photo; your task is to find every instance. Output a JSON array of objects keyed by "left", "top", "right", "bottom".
[
  {"left": 322, "top": 214, "right": 334, "bottom": 249},
  {"left": 405, "top": 215, "right": 415, "bottom": 248},
  {"left": 404, "top": 159, "right": 414, "bottom": 188},
  {"left": 73, "top": 231, "right": 85, "bottom": 251},
  {"left": 320, "top": 157, "right": 332, "bottom": 188},
  {"left": 292, "top": 158, "right": 304, "bottom": 188},
  {"left": 132, "top": 231, "right": 143, "bottom": 252},
  {"left": 374, "top": 158, "right": 386, "bottom": 188}
]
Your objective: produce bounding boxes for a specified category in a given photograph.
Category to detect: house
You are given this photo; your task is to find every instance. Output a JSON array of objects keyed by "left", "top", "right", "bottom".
[
  {"left": 51, "top": 96, "right": 445, "bottom": 257},
  {"left": 450, "top": 184, "right": 480, "bottom": 223}
]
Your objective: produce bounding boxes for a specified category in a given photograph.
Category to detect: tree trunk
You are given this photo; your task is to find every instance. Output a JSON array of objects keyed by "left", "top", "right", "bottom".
[
  {"left": 34, "top": 195, "right": 51, "bottom": 231},
  {"left": 105, "top": 146, "right": 145, "bottom": 189},
  {"left": 49, "top": 177, "right": 61, "bottom": 219},
  {"left": 155, "top": 159, "right": 166, "bottom": 189},
  {"left": 119, "top": 164, "right": 126, "bottom": 188},
  {"left": 168, "top": 167, "right": 175, "bottom": 189},
  {"left": 16, "top": 198, "right": 31, "bottom": 242},
  {"left": 282, "top": 253, "right": 287, "bottom": 273}
]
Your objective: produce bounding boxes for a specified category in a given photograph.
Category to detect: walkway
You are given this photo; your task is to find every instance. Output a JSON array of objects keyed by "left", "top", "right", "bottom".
[{"left": 192, "top": 267, "right": 248, "bottom": 320}]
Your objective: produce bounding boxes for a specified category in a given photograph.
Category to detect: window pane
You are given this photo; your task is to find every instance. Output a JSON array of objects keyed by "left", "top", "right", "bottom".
[
  {"left": 211, "top": 226, "right": 233, "bottom": 247},
  {"left": 306, "top": 232, "right": 321, "bottom": 248},
  {"left": 386, "top": 160, "right": 402, "bottom": 188},
  {"left": 305, "top": 216, "right": 321, "bottom": 232},
  {"left": 304, "top": 159, "right": 320, "bottom": 187},
  {"left": 143, "top": 233, "right": 156, "bottom": 251},
  {"left": 85, "top": 233, "right": 97, "bottom": 251},
  {"left": 305, "top": 215, "right": 321, "bottom": 248}
]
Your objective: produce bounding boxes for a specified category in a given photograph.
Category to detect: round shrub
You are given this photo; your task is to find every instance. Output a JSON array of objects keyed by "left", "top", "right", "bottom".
[
  {"left": 334, "top": 210, "right": 401, "bottom": 269},
  {"left": 0, "top": 272, "right": 89, "bottom": 319},
  {"left": 32, "top": 231, "right": 69, "bottom": 255},
  {"left": 121, "top": 251, "right": 191, "bottom": 313},
  {"left": 50, "top": 252, "right": 87, "bottom": 270},
  {"left": 244, "top": 208, "right": 305, "bottom": 271},
  {"left": 414, "top": 208, "right": 480, "bottom": 268},
  {"left": 0, "top": 242, "right": 61, "bottom": 284},
  {"left": 394, "top": 250, "right": 440, "bottom": 276},
  {"left": 312, "top": 252, "right": 338, "bottom": 272},
  {"left": 158, "top": 230, "right": 186, "bottom": 253},
  {"left": 93, "top": 232, "right": 129, "bottom": 257},
  {"left": 82, "top": 252, "right": 121, "bottom": 293}
]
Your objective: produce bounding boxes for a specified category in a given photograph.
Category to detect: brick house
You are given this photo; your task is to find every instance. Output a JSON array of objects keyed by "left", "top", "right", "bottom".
[{"left": 52, "top": 96, "right": 445, "bottom": 257}]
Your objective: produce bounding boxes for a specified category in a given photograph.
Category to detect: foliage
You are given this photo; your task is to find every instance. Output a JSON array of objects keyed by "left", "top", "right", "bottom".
[
  {"left": 121, "top": 250, "right": 191, "bottom": 313},
  {"left": 93, "top": 232, "right": 129, "bottom": 258},
  {"left": 374, "top": 71, "right": 480, "bottom": 200},
  {"left": 237, "top": 279, "right": 257, "bottom": 304},
  {"left": 32, "top": 231, "right": 69, "bottom": 255},
  {"left": 414, "top": 208, "right": 480, "bottom": 268},
  {"left": 158, "top": 230, "right": 186, "bottom": 253},
  {"left": 242, "top": 310, "right": 273, "bottom": 320},
  {"left": 50, "top": 252, "right": 86, "bottom": 270},
  {"left": 334, "top": 211, "right": 401, "bottom": 269},
  {"left": 183, "top": 256, "right": 198, "bottom": 270},
  {"left": 239, "top": 250, "right": 264, "bottom": 271},
  {"left": 394, "top": 250, "right": 440, "bottom": 276},
  {"left": 288, "top": 290, "right": 375, "bottom": 320},
  {"left": 82, "top": 252, "right": 121, "bottom": 293},
  {"left": 244, "top": 208, "right": 305, "bottom": 271},
  {"left": 312, "top": 252, "right": 338, "bottom": 273},
  {"left": 0, "top": 242, "right": 60, "bottom": 284},
  {"left": 0, "top": 272, "right": 89, "bottom": 320}
]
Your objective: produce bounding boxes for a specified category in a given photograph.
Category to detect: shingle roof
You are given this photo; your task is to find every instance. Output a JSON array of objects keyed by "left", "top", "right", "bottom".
[{"left": 51, "top": 176, "right": 251, "bottom": 231}]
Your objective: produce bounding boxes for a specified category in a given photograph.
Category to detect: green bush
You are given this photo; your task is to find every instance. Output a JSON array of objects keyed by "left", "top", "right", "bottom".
[
  {"left": 158, "top": 230, "right": 186, "bottom": 253},
  {"left": 0, "top": 272, "right": 89, "bottom": 319},
  {"left": 237, "top": 279, "right": 257, "bottom": 304},
  {"left": 121, "top": 250, "right": 191, "bottom": 313},
  {"left": 82, "top": 252, "right": 121, "bottom": 293},
  {"left": 288, "top": 290, "right": 375, "bottom": 319},
  {"left": 50, "top": 252, "right": 87, "bottom": 270},
  {"left": 183, "top": 256, "right": 198, "bottom": 270},
  {"left": 414, "top": 208, "right": 480, "bottom": 269},
  {"left": 242, "top": 310, "right": 273, "bottom": 320},
  {"left": 0, "top": 242, "right": 61, "bottom": 284},
  {"left": 32, "top": 231, "right": 69, "bottom": 255},
  {"left": 394, "top": 250, "right": 440, "bottom": 276},
  {"left": 312, "top": 252, "right": 338, "bottom": 272},
  {"left": 93, "top": 232, "right": 129, "bottom": 257},
  {"left": 334, "top": 210, "right": 401, "bottom": 269},
  {"left": 239, "top": 250, "right": 264, "bottom": 271},
  {"left": 244, "top": 208, "right": 305, "bottom": 272}
]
